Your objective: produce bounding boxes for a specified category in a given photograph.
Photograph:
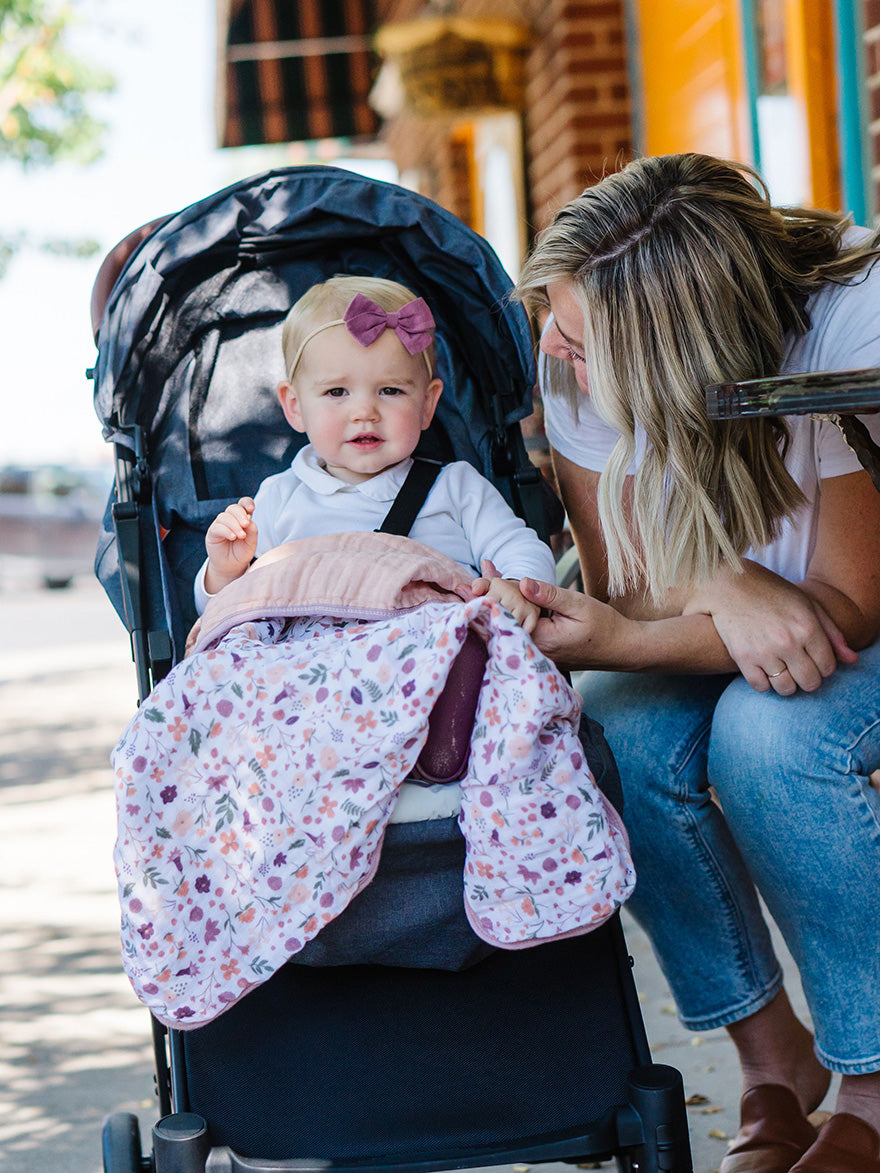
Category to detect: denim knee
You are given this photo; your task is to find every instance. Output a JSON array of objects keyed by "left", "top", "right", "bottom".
[
  {"left": 577, "top": 670, "right": 730, "bottom": 789},
  {"left": 708, "top": 655, "right": 880, "bottom": 818},
  {"left": 707, "top": 650, "right": 880, "bottom": 1069},
  {"left": 577, "top": 670, "right": 781, "bottom": 1029}
]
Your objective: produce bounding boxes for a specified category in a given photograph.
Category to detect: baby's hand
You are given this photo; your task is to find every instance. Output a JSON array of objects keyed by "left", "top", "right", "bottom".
[
  {"left": 485, "top": 577, "right": 541, "bottom": 635},
  {"left": 465, "top": 560, "right": 540, "bottom": 634},
  {"left": 204, "top": 497, "right": 257, "bottom": 593}
]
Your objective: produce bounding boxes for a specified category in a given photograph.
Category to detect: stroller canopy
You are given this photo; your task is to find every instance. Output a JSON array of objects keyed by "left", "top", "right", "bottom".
[
  {"left": 93, "top": 165, "right": 537, "bottom": 512},
  {"left": 91, "top": 166, "right": 545, "bottom": 658}
]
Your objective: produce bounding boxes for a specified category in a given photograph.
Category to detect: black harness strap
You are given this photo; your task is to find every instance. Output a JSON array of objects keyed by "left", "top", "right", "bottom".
[
  {"left": 376, "top": 458, "right": 443, "bottom": 537},
  {"left": 376, "top": 455, "right": 483, "bottom": 786}
]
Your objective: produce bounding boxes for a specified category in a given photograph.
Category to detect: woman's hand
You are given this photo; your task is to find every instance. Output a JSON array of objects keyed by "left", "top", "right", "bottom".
[
  {"left": 517, "top": 578, "right": 640, "bottom": 671},
  {"left": 519, "top": 572, "right": 856, "bottom": 687},
  {"left": 204, "top": 496, "right": 258, "bottom": 594},
  {"left": 684, "top": 560, "right": 857, "bottom": 694}
]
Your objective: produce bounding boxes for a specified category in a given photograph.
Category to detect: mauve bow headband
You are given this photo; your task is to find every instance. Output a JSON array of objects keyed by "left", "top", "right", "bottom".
[{"left": 286, "top": 293, "right": 436, "bottom": 381}]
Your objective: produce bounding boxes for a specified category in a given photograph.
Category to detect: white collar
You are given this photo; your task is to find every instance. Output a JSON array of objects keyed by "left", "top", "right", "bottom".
[{"left": 291, "top": 445, "right": 413, "bottom": 501}]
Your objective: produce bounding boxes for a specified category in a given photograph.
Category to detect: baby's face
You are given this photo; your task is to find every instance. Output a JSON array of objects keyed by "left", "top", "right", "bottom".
[{"left": 278, "top": 326, "right": 442, "bottom": 484}]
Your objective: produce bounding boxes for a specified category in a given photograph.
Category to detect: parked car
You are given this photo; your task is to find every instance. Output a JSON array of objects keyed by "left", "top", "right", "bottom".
[{"left": 0, "top": 464, "right": 109, "bottom": 588}]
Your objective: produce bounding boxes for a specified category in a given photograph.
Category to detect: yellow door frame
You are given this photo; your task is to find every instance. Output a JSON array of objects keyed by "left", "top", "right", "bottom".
[
  {"left": 780, "top": 0, "right": 840, "bottom": 209},
  {"left": 632, "top": 0, "right": 841, "bottom": 209}
]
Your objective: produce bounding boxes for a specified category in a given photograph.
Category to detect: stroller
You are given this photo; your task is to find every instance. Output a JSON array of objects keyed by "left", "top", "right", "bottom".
[{"left": 91, "top": 166, "right": 694, "bottom": 1173}]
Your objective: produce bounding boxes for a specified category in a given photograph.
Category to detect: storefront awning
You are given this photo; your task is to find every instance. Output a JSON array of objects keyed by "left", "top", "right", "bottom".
[{"left": 217, "top": 0, "right": 380, "bottom": 147}]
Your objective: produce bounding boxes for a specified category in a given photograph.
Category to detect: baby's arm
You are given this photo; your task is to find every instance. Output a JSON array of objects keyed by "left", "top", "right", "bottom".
[{"left": 204, "top": 497, "right": 258, "bottom": 594}]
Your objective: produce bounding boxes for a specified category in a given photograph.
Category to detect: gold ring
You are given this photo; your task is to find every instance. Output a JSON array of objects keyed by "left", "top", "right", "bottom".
[{"left": 766, "top": 668, "right": 785, "bottom": 678}]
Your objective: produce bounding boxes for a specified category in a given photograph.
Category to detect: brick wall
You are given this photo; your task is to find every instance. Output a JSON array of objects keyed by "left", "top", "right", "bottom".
[
  {"left": 867, "top": 0, "right": 880, "bottom": 218},
  {"left": 373, "top": 0, "right": 482, "bottom": 226},
  {"left": 523, "top": 0, "right": 632, "bottom": 229},
  {"left": 383, "top": 114, "right": 476, "bottom": 226},
  {"left": 373, "top": 0, "right": 633, "bottom": 231}
]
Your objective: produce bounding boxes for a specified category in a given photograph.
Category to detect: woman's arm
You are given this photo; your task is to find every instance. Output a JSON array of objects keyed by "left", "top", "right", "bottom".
[
  {"left": 682, "top": 559, "right": 854, "bottom": 692},
  {"left": 528, "top": 450, "right": 742, "bottom": 673},
  {"left": 685, "top": 469, "right": 880, "bottom": 691},
  {"left": 518, "top": 579, "right": 740, "bottom": 675},
  {"left": 550, "top": 451, "right": 610, "bottom": 602},
  {"left": 800, "top": 469, "right": 880, "bottom": 649},
  {"left": 526, "top": 450, "right": 868, "bottom": 692},
  {"left": 551, "top": 450, "right": 687, "bottom": 618}
]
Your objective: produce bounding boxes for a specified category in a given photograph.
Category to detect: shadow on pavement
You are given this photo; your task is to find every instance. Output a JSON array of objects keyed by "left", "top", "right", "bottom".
[
  {"left": 0, "top": 924, "right": 155, "bottom": 1173},
  {"left": 0, "top": 614, "right": 155, "bottom": 1173}
]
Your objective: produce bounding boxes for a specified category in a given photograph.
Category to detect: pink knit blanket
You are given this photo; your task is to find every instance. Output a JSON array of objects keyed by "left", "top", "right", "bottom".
[{"left": 112, "top": 533, "right": 634, "bottom": 1027}]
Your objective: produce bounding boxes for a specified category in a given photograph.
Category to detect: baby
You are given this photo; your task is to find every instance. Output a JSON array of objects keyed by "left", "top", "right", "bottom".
[
  {"left": 114, "top": 276, "right": 636, "bottom": 1030},
  {"left": 195, "top": 274, "right": 556, "bottom": 622}
]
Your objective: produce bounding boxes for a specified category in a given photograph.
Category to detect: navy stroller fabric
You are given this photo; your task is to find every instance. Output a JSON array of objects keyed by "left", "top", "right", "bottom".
[
  {"left": 182, "top": 914, "right": 643, "bottom": 1162},
  {"left": 91, "top": 166, "right": 544, "bottom": 659}
]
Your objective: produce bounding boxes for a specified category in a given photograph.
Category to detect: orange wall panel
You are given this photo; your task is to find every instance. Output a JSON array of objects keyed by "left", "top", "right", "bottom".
[{"left": 635, "top": 0, "right": 752, "bottom": 161}]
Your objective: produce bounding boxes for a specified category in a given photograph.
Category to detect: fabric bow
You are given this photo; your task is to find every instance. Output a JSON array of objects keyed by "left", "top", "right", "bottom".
[{"left": 343, "top": 293, "right": 436, "bottom": 355}]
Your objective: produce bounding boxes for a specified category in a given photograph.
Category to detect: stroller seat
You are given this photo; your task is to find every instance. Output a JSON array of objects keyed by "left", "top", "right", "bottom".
[{"left": 92, "top": 165, "right": 693, "bottom": 1173}]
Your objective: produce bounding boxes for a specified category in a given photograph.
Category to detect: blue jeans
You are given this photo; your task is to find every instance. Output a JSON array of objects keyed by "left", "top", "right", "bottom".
[{"left": 578, "top": 639, "right": 880, "bottom": 1074}]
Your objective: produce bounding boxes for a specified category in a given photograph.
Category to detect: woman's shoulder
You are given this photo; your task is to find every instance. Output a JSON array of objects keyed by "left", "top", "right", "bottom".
[
  {"left": 787, "top": 237, "right": 880, "bottom": 373},
  {"left": 539, "top": 378, "right": 625, "bottom": 473}
]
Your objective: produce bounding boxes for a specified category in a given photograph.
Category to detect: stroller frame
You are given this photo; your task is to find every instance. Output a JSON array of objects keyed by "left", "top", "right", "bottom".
[{"left": 92, "top": 166, "right": 694, "bottom": 1173}]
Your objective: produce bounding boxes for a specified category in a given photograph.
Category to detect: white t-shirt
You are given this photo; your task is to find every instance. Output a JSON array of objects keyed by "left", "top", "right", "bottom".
[
  {"left": 195, "top": 445, "right": 556, "bottom": 612},
  {"left": 542, "top": 249, "right": 880, "bottom": 583}
]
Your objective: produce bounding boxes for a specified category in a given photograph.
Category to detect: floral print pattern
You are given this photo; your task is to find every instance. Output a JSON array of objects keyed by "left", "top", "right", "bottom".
[{"left": 113, "top": 595, "right": 634, "bottom": 1028}]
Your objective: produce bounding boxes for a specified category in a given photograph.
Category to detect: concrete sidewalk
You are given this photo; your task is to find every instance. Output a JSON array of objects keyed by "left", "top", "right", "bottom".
[{"left": 0, "top": 577, "right": 830, "bottom": 1173}]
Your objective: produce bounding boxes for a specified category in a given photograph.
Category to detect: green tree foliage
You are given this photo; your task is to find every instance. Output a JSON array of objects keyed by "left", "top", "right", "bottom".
[
  {"left": 0, "top": 0, "right": 113, "bottom": 274},
  {"left": 0, "top": 0, "right": 113, "bottom": 166}
]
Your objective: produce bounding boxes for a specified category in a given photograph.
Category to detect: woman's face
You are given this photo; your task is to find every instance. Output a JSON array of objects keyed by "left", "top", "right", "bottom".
[{"left": 540, "top": 282, "right": 589, "bottom": 393}]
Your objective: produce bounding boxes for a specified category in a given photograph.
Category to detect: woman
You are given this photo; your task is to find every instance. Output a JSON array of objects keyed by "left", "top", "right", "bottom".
[{"left": 513, "top": 153, "right": 880, "bottom": 1173}]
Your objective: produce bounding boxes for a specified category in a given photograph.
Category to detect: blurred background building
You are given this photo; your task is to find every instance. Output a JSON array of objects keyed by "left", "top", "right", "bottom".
[
  {"left": 215, "top": 0, "right": 880, "bottom": 282},
  {"left": 4, "top": 0, "right": 877, "bottom": 584}
]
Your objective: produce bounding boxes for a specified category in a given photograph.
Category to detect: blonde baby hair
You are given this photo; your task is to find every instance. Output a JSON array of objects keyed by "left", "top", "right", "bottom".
[{"left": 281, "top": 275, "right": 437, "bottom": 382}]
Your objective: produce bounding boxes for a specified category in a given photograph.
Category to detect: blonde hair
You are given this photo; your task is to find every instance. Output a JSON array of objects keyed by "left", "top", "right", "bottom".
[
  {"left": 281, "top": 274, "right": 437, "bottom": 381},
  {"left": 516, "top": 152, "right": 880, "bottom": 599}
]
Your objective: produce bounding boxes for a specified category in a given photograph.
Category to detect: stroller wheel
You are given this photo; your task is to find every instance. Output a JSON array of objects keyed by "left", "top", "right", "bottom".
[{"left": 102, "top": 1112, "right": 148, "bottom": 1172}]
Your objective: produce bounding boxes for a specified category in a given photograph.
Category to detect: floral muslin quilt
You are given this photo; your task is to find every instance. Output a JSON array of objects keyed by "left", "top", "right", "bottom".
[{"left": 112, "top": 532, "right": 635, "bottom": 1028}]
